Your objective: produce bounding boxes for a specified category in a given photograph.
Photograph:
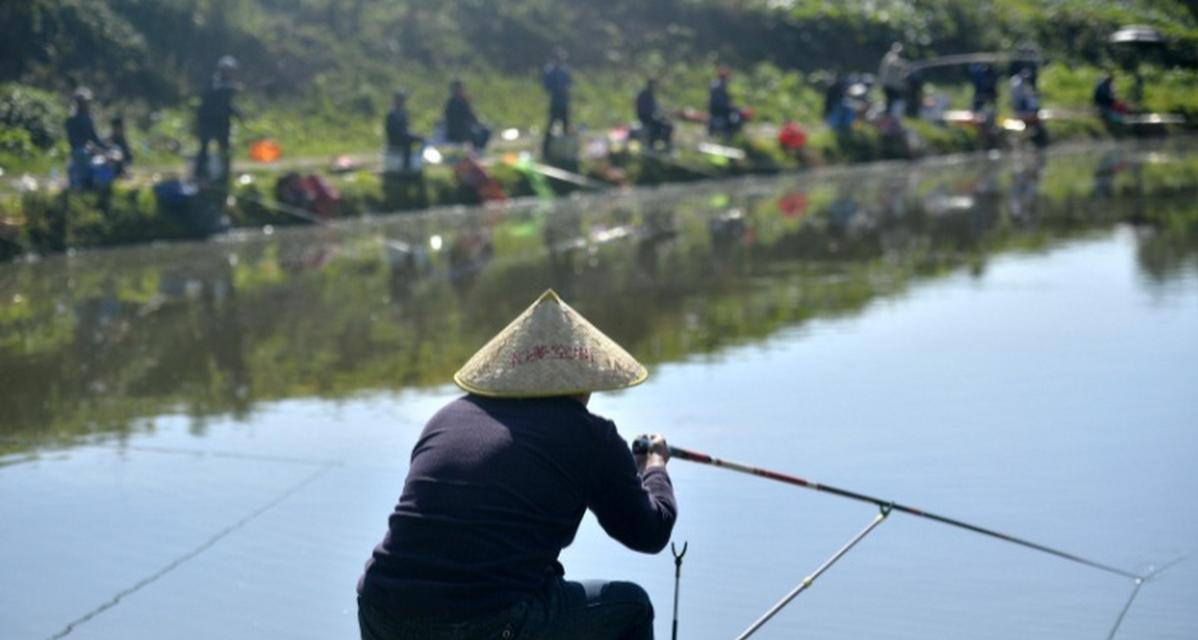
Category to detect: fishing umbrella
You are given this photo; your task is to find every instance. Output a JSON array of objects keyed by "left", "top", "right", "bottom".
[
  {"left": 1109, "top": 24, "right": 1167, "bottom": 105},
  {"left": 1108, "top": 25, "right": 1164, "bottom": 46}
]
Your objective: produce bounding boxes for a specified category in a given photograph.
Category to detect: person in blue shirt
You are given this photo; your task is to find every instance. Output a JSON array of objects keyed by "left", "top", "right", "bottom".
[
  {"left": 542, "top": 48, "right": 572, "bottom": 158},
  {"left": 358, "top": 290, "right": 677, "bottom": 640}
]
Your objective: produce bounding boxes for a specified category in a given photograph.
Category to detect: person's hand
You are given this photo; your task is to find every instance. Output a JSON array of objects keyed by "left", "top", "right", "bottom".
[{"left": 633, "top": 433, "right": 669, "bottom": 473}]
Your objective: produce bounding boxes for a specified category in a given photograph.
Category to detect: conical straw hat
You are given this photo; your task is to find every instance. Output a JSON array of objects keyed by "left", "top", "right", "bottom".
[{"left": 454, "top": 289, "right": 648, "bottom": 398}]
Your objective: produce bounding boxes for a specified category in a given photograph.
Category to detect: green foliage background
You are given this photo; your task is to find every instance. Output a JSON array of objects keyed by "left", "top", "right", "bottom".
[{"left": 1, "top": 0, "right": 1195, "bottom": 165}]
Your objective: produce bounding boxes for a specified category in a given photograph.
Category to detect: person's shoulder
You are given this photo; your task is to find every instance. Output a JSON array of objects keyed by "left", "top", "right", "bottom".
[
  {"left": 429, "top": 395, "right": 481, "bottom": 421},
  {"left": 578, "top": 404, "right": 619, "bottom": 436}
]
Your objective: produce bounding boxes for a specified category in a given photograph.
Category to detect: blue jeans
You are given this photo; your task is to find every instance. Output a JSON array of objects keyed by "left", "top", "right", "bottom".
[{"left": 359, "top": 578, "right": 654, "bottom": 640}]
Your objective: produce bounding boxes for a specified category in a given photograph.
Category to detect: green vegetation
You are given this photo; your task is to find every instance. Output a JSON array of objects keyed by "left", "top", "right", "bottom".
[{"left": 1, "top": 0, "right": 1197, "bottom": 255}]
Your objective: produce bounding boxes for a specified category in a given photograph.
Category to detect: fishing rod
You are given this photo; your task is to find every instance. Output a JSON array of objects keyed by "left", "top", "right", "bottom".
[{"left": 634, "top": 441, "right": 1140, "bottom": 581}]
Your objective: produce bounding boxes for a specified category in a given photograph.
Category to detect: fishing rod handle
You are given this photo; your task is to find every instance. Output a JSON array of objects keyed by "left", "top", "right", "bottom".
[{"left": 631, "top": 437, "right": 690, "bottom": 459}]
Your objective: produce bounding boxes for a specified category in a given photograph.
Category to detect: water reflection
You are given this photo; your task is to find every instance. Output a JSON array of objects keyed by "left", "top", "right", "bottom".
[{"left": 3, "top": 141, "right": 1197, "bottom": 452}]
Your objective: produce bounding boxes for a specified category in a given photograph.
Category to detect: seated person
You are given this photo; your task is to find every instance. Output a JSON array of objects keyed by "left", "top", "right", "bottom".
[{"left": 444, "top": 79, "right": 490, "bottom": 151}]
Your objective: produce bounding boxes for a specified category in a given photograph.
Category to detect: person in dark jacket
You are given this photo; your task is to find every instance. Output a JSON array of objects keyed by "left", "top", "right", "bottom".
[
  {"left": 823, "top": 73, "right": 854, "bottom": 131},
  {"left": 194, "top": 56, "right": 241, "bottom": 181},
  {"left": 385, "top": 91, "right": 423, "bottom": 172},
  {"left": 65, "top": 88, "right": 107, "bottom": 189},
  {"left": 542, "top": 48, "right": 572, "bottom": 158},
  {"left": 1094, "top": 74, "right": 1119, "bottom": 120},
  {"left": 358, "top": 289, "right": 677, "bottom": 640},
  {"left": 636, "top": 78, "right": 674, "bottom": 150},
  {"left": 969, "top": 63, "right": 999, "bottom": 113},
  {"left": 707, "top": 67, "right": 742, "bottom": 138},
  {"left": 107, "top": 115, "right": 133, "bottom": 178},
  {"left": 444, "top": 79, "right": 490, "bottom": 151}
]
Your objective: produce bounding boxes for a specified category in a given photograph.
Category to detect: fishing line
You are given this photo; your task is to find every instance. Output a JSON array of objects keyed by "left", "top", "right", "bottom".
[
  {"left": 1, "top": 437, "right": 341, "bottom": 468},
  {"left": 45, "top": 461, "right": 335, "bottom": 639},
  {"left": 98, "top": 443, "right": 343, "bottom": 467},
  {"left": 1105, "top": 555, "right": 1186, "bottom": 640}
]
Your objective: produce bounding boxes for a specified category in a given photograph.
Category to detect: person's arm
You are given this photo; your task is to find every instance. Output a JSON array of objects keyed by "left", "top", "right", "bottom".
[{"left": 586, "top": 423, "right": 676, "bottom": 554}]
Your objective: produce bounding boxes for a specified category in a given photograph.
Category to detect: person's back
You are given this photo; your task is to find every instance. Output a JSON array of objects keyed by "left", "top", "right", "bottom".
[
  {"left": 194, "top": 56, "right": 240, "bottom": 181},
  {"left": 708, "top": 79, "right": 731, "bottom": 120},
  {"left": 543, "top": 63, "right": 571, "bottom": 110},
  {"left": 65, "top": 111, "right": 101, "bottom": 152},
  {"left": 198, "top": 84, "right": 237, "bottom": 135},
  {"left": 541, "top": 53, "right": 573, "bottom": 157},
  {"left": 878, "top": 47, "right": 907, "bottom": 91},
  {"left": 1094, "top": 77, "right": 1115, "bottom": 110},
  {"left": 637, "top": 87, "right": 657, "bottom": 124},
  {"left": 444, "top": 94, "right": 474, "bottom": 143},
  {"left": 385, "top": 106, "right": 410, "bottom": 150},
  {"left": 358, "top": 290, "right": 676, "bottom": 640},
  {"left": 359, "top": 395, "right": 675, "bottom": 618}
]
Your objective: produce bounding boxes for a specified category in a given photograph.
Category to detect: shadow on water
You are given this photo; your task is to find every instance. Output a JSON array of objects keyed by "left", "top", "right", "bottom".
[{"left": 2, "top": 140, "right": 1197, "bottom": 453}]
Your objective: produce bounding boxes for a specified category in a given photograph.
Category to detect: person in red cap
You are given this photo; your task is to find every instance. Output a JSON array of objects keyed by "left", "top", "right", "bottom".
[{"left": 358, "top": 290, "right": 677, "bottom": 640}]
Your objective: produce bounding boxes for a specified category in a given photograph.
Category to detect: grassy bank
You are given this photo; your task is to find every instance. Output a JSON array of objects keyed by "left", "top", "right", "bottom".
[
  {"left": 3, "top": 0, "right": 1198, "bottom": 258},
  {"left": 2, "top": 94, "right": 1195, "bottom": 261}
]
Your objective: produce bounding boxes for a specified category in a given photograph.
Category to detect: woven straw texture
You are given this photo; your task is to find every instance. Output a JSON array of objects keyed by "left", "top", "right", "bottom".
[{"left": 454, "top": 290, "right": 648, "bottom": 397}]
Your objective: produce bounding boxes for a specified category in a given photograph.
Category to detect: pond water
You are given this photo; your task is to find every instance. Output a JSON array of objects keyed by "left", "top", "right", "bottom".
[{"left": 2, "top": 140, "right": 1197, "bottom": 639}]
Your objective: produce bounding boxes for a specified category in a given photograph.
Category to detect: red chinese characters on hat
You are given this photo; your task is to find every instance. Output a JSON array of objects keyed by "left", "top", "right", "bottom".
[{"left": 510, "top": 344, "right": 594, "bottom": 367}]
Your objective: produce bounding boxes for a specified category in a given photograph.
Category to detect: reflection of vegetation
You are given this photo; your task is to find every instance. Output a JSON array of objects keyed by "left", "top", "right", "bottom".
[{"left": 2, "top": 143, "right": 1198, "bottom": 453}]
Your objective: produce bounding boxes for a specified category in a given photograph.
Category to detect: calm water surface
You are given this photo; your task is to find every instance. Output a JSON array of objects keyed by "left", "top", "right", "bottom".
[{"left": 2, "top": 140, "right": 1197, "bottom": 639}]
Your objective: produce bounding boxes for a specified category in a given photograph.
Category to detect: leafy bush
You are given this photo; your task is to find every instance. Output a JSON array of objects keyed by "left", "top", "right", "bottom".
[{"left": 0, "top": 83, "right": 64, "bottom": 149}]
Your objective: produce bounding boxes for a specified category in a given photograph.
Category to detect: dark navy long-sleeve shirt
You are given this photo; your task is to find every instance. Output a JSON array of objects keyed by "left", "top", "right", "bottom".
[
  {"left": 358, "top": 395, "right": 677, "bottom": 618},
  {"left": 543, "top": 63, "right": 572, "bottom": 108},
  {"left": 65, "top": 113, "right": 104, "bottom": 152},
  {"left": 709, "top": 80, "right": 733, "bottom": 120},
  {"left": 444, "top": 95, "right": 478, "bottom": 144},
  {"left": 636, "top": 88, "right": 659, "bottom": 124},
  {"left": 385, "top": 107, "right": 414, "bottom": 148}
]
